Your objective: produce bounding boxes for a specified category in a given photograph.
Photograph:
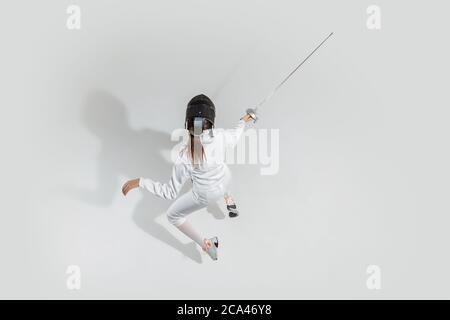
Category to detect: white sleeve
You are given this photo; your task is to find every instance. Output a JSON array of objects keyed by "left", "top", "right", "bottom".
[
  {"left": 138, "top": 163, "right": 190, "bottom": 200},
  {"left": 223, "top": 119, "right": 246, "bottom": 147}
]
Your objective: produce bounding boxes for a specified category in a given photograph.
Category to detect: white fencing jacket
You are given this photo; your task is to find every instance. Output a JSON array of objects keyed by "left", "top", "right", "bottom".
[{"left": 139, "top": 120, "right": 246, "bottom": 203}]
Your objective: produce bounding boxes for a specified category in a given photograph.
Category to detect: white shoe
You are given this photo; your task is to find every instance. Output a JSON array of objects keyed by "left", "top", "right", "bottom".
[{"left": 203, "top": 237, "right": 219, "bottom": 261}]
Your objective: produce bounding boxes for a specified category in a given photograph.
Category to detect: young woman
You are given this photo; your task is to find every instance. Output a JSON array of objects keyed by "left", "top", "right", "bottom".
[{"left": 122, "top": 94, "right": 255, "bottom": 260}]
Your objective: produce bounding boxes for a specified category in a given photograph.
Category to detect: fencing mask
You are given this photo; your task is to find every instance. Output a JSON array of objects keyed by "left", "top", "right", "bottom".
[{"left": 185, "top": 94, "right": 215, "bottom": 137}]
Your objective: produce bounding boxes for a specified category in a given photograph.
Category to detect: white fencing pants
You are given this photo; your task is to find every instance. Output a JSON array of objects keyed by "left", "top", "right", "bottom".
[{"left": 166, "top": 188, "right": 224, "bottom": 247}]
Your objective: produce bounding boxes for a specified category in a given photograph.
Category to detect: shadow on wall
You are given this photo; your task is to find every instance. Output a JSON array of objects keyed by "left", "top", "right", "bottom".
[{"left": 77, "top": 90, "right": 225, "bottom": 264}]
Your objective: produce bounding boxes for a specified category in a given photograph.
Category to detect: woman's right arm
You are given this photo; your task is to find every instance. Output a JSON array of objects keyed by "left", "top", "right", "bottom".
[
  {"left": 122, "top": 162, "right": 190, "bottom": 200},
  {"left": 223, "top": 113, "right": 254, "bottom": 147}
]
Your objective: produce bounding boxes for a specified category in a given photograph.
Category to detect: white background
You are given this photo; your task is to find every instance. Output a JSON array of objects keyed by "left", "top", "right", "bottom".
[{"left": 1, "top": 0, "right": 449, "bottom": 299}]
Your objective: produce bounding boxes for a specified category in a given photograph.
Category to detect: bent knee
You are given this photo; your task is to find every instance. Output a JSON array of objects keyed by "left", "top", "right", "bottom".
[{"left": 166, "top": 210, "right": 185, "bottom": 227}]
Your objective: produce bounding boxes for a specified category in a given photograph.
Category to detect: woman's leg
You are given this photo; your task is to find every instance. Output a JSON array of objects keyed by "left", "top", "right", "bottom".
[{"left": 166, "top": 191, "right": 207, "bottom": 248}]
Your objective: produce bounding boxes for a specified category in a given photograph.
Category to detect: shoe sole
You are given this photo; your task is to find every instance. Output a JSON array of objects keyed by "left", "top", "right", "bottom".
[{"left": 208, "top": 237, "right": 219, "bottom": 261}]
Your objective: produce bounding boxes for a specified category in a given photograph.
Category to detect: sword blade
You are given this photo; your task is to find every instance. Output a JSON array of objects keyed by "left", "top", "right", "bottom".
[{"left": 256, "top": 32, "right": 334, "bottom": 109}]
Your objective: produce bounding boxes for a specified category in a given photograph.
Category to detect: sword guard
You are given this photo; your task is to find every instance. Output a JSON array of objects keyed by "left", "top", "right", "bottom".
[{"left": 246, "top": 108, "right": 258, "bottom": 123}]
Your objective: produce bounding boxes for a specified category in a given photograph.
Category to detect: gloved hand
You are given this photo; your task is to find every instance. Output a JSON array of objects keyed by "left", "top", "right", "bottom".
[{"left": 245, "top": 108, "right": 258, "bottom": 123}]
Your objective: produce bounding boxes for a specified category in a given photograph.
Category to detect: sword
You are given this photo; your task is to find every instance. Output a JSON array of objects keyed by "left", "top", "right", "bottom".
[{"left": 246, "top": 32, "right": 334, "bottom": 122}]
